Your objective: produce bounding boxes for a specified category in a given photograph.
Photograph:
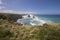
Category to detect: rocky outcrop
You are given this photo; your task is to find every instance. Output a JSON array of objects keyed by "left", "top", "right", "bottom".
[{"left": 0, "top": 13, "right": 28, "bottom": 22}]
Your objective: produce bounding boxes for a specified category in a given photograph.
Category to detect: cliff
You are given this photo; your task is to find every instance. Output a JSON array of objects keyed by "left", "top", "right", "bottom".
[
  {"left": 0, "top": 13, "right": 60, "bottom": 40},
  {"left": 0, "top": 13, "right": 28, "bottom": 21}
]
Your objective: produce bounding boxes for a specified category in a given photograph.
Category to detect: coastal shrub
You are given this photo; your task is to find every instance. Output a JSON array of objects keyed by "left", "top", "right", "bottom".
[
  {"left": 46, "top": 29, "right": 60, "bottom": 40},
  {"left": 7, "top": 15, "right": 23, "bottom": 22},
  {"left": 35, "top": 24, "right": 60, "bottom": 40},
  {"left": 0, "top": 14, "right": 7, "bottom": 19},
  {"left": 0, "top": 25, "right": 13, "bottom": 38},
  {"left": 0, "top": 19, "right": 60, "bottom": 40}
]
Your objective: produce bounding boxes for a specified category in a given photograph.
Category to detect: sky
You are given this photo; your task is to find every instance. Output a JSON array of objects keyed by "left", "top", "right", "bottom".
[{"left": 0, "top": 0, "right": 60, "bottom": 15}]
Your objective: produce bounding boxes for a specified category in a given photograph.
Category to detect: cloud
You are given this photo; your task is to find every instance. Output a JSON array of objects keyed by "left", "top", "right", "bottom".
[
  {"left": 0, "top": 0, "right": 2, "bottom": 4},
  {"left": 0, "top": 0, "right": 3, "bottom": 5},
  {"left": 0, "top": 0, "right": 5, "bottom": 9},
  {"left": 0, "top": 6, "right": 5, "bottom": 9},
  {"left": 0, "top": 10, "right": 36, "bottom": 14}
]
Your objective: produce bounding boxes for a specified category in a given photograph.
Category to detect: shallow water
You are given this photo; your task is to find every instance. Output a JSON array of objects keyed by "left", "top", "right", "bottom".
[{"left": 17, "top": 14, "right": 46, "bottom": 26}]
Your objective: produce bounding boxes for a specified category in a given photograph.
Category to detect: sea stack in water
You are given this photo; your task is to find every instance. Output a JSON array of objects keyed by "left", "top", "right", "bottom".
[
  {"left": 28, "top": 14, "right": 35, "bottom": 18},
  {"left": 28, "top": 15, "right": 30, "bottom": 18},
  {"left": 33, "top": 16, "right": 35, "bottom": 18}
]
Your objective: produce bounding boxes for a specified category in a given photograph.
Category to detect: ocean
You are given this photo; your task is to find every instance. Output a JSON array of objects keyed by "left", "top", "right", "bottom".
[
  {"left": 17, "top": 14, "right": 60, "bottom": 26},
  {"left": 34, "top": 14, "right": 60, "bottom": 23}
]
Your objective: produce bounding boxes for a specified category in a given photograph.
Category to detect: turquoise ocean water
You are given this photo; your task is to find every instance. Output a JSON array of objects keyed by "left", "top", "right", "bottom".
[
  {"left": 17, "top": 14, "right": 60, "bottom": 26},
  {"left": 34, "top": 15, "right": 60, "bottom": 23}
]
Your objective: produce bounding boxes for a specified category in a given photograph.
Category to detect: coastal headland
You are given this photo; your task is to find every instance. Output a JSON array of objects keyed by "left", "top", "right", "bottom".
[{"left": 0, "top": 12, "right": 60, "bottom": 40}]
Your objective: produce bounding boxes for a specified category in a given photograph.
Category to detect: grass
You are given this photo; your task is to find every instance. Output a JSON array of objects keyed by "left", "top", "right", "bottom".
[{"left": 0, "top": 16, "right": 60, "bottom": 40}]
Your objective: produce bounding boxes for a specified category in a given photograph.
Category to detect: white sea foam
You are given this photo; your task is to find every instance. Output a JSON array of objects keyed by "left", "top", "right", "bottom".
[
  {"left": 17, "top": 14, "right": 47, "bottom": 26},
  {"left": 22, "top": 15, "right": 28, "bottom": 18},
  {"left": 33, "top": 16, "right": 46, "bottom": 23},
  {"left": 17, "top": 19, "right": 23, "bottom": 24},
  {"left": 30, "top": 23, "right": 36, "bottom": 25}
]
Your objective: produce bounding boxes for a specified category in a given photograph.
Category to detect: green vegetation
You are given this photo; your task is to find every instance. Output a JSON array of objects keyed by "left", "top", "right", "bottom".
[
  {"left": 0, "top": 14, "right": 60, "bottom": 40},
  {"left": 0, "top": 14, "right": 7, "bottom": 19},
  {"left": 0, "top": 13, "right": 23, "bottom": 22}
]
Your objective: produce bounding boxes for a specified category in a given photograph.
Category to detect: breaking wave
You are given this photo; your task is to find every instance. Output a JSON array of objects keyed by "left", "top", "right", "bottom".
[{"left": 17, "top": 14, "right": 47, "bottom": 26}]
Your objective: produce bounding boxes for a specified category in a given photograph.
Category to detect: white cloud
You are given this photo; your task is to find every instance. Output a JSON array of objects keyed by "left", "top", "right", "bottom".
[
  {"left": 0, "top": 0, "right": 4, "bottom": 5},
  {"left": 0, "top": 0, "right": 2, "bottom": 4},
  {"left": 0, "top": 10, "right": 36, "bottom": 14},
  {"left": 0, "top": 0, "right": 5, "bottom": 10}
]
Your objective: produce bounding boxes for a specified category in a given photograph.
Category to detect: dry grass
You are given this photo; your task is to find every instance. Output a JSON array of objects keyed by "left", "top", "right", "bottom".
[{"left": 0, "top": 20, "right": 60, "bottom": 40}]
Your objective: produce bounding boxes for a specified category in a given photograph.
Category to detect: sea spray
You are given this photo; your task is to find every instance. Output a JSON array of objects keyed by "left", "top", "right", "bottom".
[
  {"left": 17, "top": 14, "right": 46, "bottom": 26},
  {"left": 30, "top": 15, "right": 46, "bottom": 25}
]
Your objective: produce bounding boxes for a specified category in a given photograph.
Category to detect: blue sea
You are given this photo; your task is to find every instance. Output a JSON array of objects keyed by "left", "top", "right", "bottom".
[
  {"left": 17, "top": 14, "right": 60, "bottom": 26},
  {"left": 34, "top": 15, "right": 60, "bottom": 23}
]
